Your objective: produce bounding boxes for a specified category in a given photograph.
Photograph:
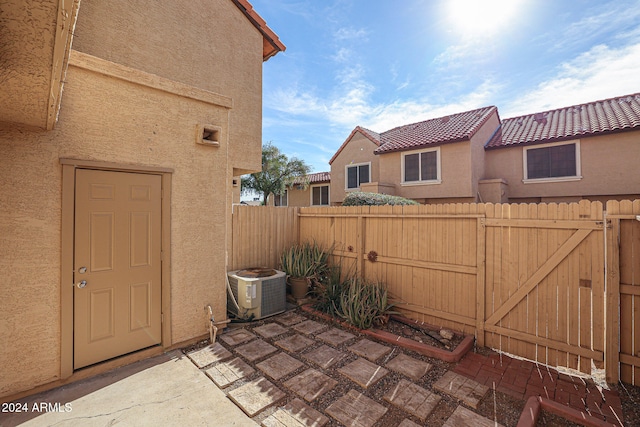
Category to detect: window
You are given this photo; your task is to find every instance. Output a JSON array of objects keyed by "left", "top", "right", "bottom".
[
  {"left": 523, "top": 141, "right": 581, "bottom": 182},
  {"left": 345, "top": 163, "right": 370, "bottom": 189},
  {"left": 273, "top": 190, "right": 288, "bottom": 206},
  {"left": 311, "top": 185, "right": 330, "bottom": 206},
  {"left": 402, "top": 147, "right": 440, "bottom": 184}
]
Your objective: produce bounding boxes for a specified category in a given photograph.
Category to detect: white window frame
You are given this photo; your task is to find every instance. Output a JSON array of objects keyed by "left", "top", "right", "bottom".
[
  {"left": 310, "top": 184, "right": 330, "bottom": 206},
  {"left": 273, "top": 190, "right": 288, "bottom": 207},
  {"left": 345, "top": 162, "right": 371, "bottom": 190},
  {"left": 522, "top": 140, "right": 582, "bottom": 184},
  {"left": 401, "top": 147, "right": 441, "bottom": 186}
]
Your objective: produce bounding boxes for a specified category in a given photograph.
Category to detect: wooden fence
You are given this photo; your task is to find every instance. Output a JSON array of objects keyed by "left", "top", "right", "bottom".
[{"left": 231, "top": 200, "right": 638, "bottom": 384}]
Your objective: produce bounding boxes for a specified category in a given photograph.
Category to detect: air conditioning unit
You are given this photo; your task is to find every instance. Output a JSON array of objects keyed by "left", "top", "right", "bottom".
[{"left": 227, "top": 268, "right": 286, "bottom": 320}]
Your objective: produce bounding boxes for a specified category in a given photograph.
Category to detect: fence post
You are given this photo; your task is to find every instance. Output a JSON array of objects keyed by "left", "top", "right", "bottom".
[
  {"left": 356, "top": 208, "right": 365, "bottom": 278},
  {"left": 476, "top": 217, "right": 486, "bottom": 347},
  {"left": 605, "top": 215, "right": 620, "bottom": 384}
]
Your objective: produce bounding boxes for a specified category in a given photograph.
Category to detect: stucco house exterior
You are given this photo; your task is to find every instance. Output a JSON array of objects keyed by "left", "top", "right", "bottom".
[
  {"left": 0, "top": 0, "right": 283, "bottom": 399},
  {"left": 271, "top": 172, "right": 331, "bottom": 207},
  {"left": 329, "top": 93, "right": 640, "bottom": 205}
]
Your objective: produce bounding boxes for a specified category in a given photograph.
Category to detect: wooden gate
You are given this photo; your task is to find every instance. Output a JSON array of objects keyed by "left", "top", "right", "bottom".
[{"left": 607, "top": 200, "right": 640, "bottom": 385}]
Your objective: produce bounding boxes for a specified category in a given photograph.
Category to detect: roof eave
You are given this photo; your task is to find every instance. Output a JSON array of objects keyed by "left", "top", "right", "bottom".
[
  {"left": 374, "top": 137, "right": 470, "bottom": 155},
  {"left": 485, "top": 126, "right": 640, "bottom": 150},
  {"left": 231, "top": 0, "right": 286, "bottom": 61}
]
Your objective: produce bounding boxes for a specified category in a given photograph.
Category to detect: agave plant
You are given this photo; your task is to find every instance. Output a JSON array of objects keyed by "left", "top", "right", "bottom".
[
  {"left": 280, "top": 241, "right": 330, "bottom": 281},
  {"left": 339, "top": 277, "right": 397, "bottom": 329}
]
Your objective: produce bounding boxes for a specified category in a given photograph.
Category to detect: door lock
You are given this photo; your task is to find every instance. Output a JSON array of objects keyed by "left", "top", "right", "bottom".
[
  {"left": 77, "top": 280, "right": 87, "bottom": 289},
  {"left": 78, "top": 267, "right": 87, "bottom": 274}
]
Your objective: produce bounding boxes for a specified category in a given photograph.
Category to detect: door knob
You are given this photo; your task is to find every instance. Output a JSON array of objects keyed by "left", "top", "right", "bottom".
[
  {"left": 77, "top": 280, "right": 87, "bottom": 289},
  {"left": 78, "top": 267, "right": 87, "bottom": 274}
]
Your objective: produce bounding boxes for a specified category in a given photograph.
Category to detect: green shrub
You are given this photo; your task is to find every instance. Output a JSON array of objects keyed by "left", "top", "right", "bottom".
[
  {"left": 280, "top": 241, "right": 329, "bottom": 281},
  {"left": 312, "top": 266, "right": 346, "bottom": 317},
  {"left": 339, "top": 277, "right": 396, "bottom": 329},
  {"left": 342, "top": 192, "right": 419, "bottom": 206}
]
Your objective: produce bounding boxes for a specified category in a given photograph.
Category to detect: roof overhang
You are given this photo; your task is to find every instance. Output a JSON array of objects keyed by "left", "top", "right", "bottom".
[
  {"left": 231, "top": 0, "right": 286, "bottom": 61},
  {"left": 0, "top": 0, "right": 80, "bottom": 130}
]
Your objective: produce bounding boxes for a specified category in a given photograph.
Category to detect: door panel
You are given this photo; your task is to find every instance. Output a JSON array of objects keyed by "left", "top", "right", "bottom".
[{"left": 74, "top": 169, "right": 162, "bottom": 369}]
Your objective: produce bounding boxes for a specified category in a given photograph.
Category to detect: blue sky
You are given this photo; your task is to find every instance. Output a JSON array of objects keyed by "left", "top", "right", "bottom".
[{"left": 251, "top": 0, "right": 640, "bottom": 174}]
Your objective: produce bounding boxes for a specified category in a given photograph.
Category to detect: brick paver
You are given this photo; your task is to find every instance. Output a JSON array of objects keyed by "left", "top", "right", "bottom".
[
  {"left": 348, "top": 338, "right": 391, "bottom": 361},
  {"left": 433, "top": 371, "right": 489, "bottom": 409},
  {"left": 257, "top": 352, "right": 304, "bottom": 380},
  {"left": 316, "top": 328, "right": 355, "bottom": 346},
  {"left": 262, "top": 398, "right": 329, "bottom": 427},
  {"left": 284, "top": 369, "right": 338, "bottom": 402},
  {"left": 386, "top": 353, "right": 432, "bottom": 381},
  {"left": 186, "top": 342, "right": 232, "bottom": 368},
  {"left": 384, "top": 379, "right": 441, "bottom": 421},
  {"left": 254, "top": 323, "right": 289, "bottom": 339},
  {"left": 204, "top": 357, "right": 254, "bottom": 388},
  {"left": 443, "top": 405, "right": 504, "bottom": 427},
  {"left": 303, "top": 345, "right": 346, "bottom": 369},
  {"left": 220, "top": 328, "right": 256, "bottom": 346},
  {"left": 235, "top": 339, "right": 278, "bottom": 362},
  {"left": 275, "top": 334, "right": 315, "bottom": 353},
  {"left": 275, "top": 312, "right": 307, "bottom": 326},
  {"left": 292, "top": 320, "right": 327, "bottom": 335},
  {"left": 228, "top": 378, "right": 286, "bottom": 417},
  {"left": 338, "top": 358, "right": 388, "bottom": 389},
  {"left": 326, "top": 389, "right": 387, "bottom": 427}
]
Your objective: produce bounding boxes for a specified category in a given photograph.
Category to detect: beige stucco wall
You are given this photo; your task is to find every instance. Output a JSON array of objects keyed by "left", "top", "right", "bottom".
[
  {"left": 288, "top": 187, "right": 312, "bottom": 207},
  {"left": 330, "top": 133, "right": 380, "bottom": 205},
  {"left": 0, "top": 0, "right": 266, "bottom": 398},
  {"left": 73, "top": 0, "right": 263, "bottom": 175},
  {"left": 483, "top": 131, "right": 640, "bottom": 202}
]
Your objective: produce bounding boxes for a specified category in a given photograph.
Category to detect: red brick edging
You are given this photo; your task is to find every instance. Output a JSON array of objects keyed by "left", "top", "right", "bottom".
[
  {"left": 517, "top": 396, "right": 621, "bottom": 427},
  {"left": 300, "top": 305, "right": 474, "bottom": 363}
]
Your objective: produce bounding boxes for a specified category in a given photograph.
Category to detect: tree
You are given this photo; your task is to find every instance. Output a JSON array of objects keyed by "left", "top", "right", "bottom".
[{"left": 241, "top": 143, "right": 310, "bottom": 205}]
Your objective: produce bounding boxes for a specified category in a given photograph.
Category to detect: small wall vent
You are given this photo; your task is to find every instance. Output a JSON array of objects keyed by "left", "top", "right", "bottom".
[{"left": 196, "top": 124, "right": 221, "bottom": 147}]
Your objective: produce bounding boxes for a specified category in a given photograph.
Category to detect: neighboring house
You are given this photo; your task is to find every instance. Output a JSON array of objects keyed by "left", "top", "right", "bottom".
[
  {"left": 0, "top": 0, "right": 283, "bottom": 399},
  {"left": 330, "top": 93, "right": 640, "bottom": 204},
  {"left": 284, "top": 172, "right": 331, "bottom": 207}
]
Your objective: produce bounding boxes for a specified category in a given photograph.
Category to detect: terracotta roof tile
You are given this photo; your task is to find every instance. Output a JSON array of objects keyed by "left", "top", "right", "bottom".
[
  {"left": 329, "top": 126, "right": 381, "bottom": 164},
  {"left": 232, "top": 0, "right": 286, "bottom": 61},
  {"left": 293, "top": 172, "right": 330, "bottom": 185},
  {"left": 374, "top": 106, "right": 497, "bottom": 154},
  {"left": 485, "top": 93, "right": 640, "bottom": 149}
]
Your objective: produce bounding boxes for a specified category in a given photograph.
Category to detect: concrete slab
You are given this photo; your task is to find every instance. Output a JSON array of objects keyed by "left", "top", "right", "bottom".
[
  {"left": 325, "top": 389, "right": 387, "bottom": 427},
  {"left": 236, "top": 339, "right": 278, "bottom": 362},
  {"left": 186, "top": 342, "right": 232, "bottom": 368},
  {"left": 338, "top": 358, "right": 388, "bottom": 389},
  {"left": 254, "top": 323, "right": 289, "bottom": 339},
  {"left": 220, "top": 328, "right": 257, "bottom": 346},
  {"left": 384, "top": 379, "right": 441, "bottom": 421},
  {"left": 386, "top": 353, "right": 432, "bottom": 381},
  {"left": 275, "top": 312, "right": 307, "bottom": 326},
  {"left": 274, "top": 334, "right": 315, "bottom": 353},
  {"left": 433, "top": 371, "right": 489, "bottom": 409},
  {"left": 348, "top": 338, "right": 391, "bottom": 361},
  {"left": 303, "top": 345, "right": 346, "bottom": 369},
  {"left": 0, "top": 351, "right": 256, "bottom": 427},
  {"left": 316, "top": 328, "right": 355, "bottom": 346},
  {"left": 443, "top": 405, "right": 504, "bottom": 427},
  {"left": 284, "top": 369, "right": 338, "bottom": 402},
  {"left": 205, "top": 357, "right": 255, "bottom": 388},
  {"left": 261, "top": 398, "right": 329, "bottom": 427},
  {"left": 257, "top": 352, "right": 304, "bottom": 380},
  {"left": 292, "top": 320, "right": 326, "bottom": 335},
  {"left": 228, "top": 378, "right": 286, "bottom": 417}
]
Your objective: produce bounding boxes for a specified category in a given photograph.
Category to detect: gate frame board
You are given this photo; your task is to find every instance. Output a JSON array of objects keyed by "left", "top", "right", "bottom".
[
  {"left": 604, "top": 216, "right": 621, "bottom": 384},
  {"left": 60, "top": 159, "right": 173, "bottom": 379}
]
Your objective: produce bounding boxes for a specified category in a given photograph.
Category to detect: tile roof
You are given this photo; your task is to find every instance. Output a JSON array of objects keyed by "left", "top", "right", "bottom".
[
  {"left": 374, "top": 106, "right": 497, "bottom": 154},
  {"left": 232, "top": 0, "right": 286, "bottom": 61},
  {"left": 293, "top": 172, "right": 330, "bottom": 185},
  {"left": 485, "top": 93, "right": 640, "bottom": 149},
  {"left": 329, "top": 126, "right": 381, "bottom": 164}
]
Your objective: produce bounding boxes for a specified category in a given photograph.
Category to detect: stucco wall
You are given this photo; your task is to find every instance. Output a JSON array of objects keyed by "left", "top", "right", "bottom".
[
  {"left": 0, "top": 0, "right": 267, "bottom": 398},
  {"left": 288, "top": 187, "right": 312, "bottom": 207},
  {"left": 73, "top": 0, "right": 264, "bottom": 175},
  {"left": 378, "top": 141, "right": 473, "bottom": 201},
  {"left": 483, "top": 131, "right": 640, "bottom": 201},
  {"left": 330, "top": 133, "right": 380, "bottom": 205}
]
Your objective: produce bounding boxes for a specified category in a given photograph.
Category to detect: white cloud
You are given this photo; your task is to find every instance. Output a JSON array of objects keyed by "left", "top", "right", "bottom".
[
  {"left": 502, "top": 42, "right": 640, "bottom": 117},
  {"left": 333, "top": 27, "right": 369, "bottom": 41}
]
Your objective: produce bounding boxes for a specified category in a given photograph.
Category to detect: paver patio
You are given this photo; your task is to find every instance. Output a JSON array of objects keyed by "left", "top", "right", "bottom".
[{"left": 182, "top": 308, "right": 626, "bottom": 427}]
